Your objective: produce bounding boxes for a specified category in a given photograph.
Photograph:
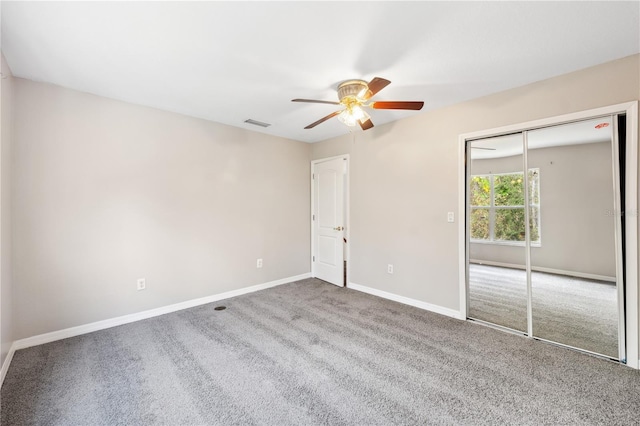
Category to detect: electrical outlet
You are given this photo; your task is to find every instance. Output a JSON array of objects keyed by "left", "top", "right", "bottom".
[
  {"left": 257, "top": 258, "right": 263, "bottom": 268},
  {"left": 137, "top": 278, "right": 146, "bottom": 291},
  {"left": 447, "top": 212, "right": 455, "bottom": 223},
  {"left": 387, "top": 264, "right": 394, "bottom": 274}
]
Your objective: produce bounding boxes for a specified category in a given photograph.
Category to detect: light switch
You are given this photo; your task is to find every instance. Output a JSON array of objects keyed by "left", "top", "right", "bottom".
[{"left": 447, "top": 212, "right": 455, "bottom": 223}]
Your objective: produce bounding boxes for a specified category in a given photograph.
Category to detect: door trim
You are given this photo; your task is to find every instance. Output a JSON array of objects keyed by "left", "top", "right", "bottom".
[
  {"left": 458, "top": 101, "right": 639, "bottom": 369},
  {"left": 311, "top": 155, "right": 350, "bottom": 287}
]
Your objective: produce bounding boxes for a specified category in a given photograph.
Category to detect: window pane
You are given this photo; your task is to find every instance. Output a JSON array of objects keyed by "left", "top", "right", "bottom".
[
  {"left": 529, "top": 206, "right": 540, "bottom": 243},
  {"left": 494, "top": 174, "right": 524, "bottom": 206},
  {"left": 470, "top": 176, "right": 490, "bottom": 206},
  {"left": 495, "top": 208, "right": 525, "bottom": 241},
  {"left": 470, "top": 208, "right": 490, "bottom": 240},
  {"left": 529, "top": 169, "right": 540, "bottom": 205}
]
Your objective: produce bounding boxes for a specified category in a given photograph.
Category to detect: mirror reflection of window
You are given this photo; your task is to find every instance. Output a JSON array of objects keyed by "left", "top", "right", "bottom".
[{"left": 470, "top": 169, "right": 540, "bottom": 244}]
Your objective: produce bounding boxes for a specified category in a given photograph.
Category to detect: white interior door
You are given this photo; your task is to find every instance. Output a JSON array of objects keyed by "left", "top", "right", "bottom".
[{"left": 313, "top": 157, "right": 345, "bottom": 286}]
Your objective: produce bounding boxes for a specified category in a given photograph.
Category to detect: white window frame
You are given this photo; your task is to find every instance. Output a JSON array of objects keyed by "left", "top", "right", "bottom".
[{"left": 470, "top": 169, "right": 541, "bottom": 246}]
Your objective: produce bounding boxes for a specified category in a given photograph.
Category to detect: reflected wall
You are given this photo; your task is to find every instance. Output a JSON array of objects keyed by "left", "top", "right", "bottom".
[{"left": 467, "top": 116, "right": 622, "bottom": 359}]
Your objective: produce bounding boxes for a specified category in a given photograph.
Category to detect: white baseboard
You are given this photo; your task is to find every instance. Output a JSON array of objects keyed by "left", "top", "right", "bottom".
[
  {"left": 470, "top": 259, "right": 616, "bottom": 283},
  {"left": 0, "top": 346, "right": 16, "bottom": 388},
  {"left": 9, "top": 272, "right": 311, "bottom": 355},
  {"left": 348, "top": 282, "right": 464, "bottom": 320}
]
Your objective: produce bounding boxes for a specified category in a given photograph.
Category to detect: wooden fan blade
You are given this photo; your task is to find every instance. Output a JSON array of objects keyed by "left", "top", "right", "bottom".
[
  {"left": 363, "top": 77, "right": 391, "bottom": 100},
  {"left": 371, "top": 101, "right": 424, "bottom": 110},
  {"left": 292, "top": 98, "right": 340, "bottom": 105},
  {"left": 304, "top": 111, "right": 342, "bottom": 129},
  {"left": 359, "top": 118, "right": 374, "bottom": 131}
]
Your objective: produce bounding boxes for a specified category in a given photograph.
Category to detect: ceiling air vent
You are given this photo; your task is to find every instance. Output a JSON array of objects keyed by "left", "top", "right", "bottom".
[{"left": 244, "top": 119, "right": 271, "bottom": 128}]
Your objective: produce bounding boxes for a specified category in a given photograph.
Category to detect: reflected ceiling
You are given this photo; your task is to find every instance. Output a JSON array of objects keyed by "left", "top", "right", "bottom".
[{"left": 470, "top": 117, "right": 614, "bottom": 160}]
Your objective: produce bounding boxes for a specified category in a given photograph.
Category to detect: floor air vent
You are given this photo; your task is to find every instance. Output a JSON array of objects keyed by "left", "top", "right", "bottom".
[{"left": 214, "top": 306, "right": 227, "bottom": 311}]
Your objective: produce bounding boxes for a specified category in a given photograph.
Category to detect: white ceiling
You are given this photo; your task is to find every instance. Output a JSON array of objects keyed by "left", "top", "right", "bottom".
[{"left": 2, "top": 1, "right": 639, "bottom": 143}]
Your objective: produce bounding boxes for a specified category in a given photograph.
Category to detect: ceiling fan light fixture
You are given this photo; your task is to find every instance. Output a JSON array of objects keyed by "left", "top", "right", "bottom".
[
  {"left": 337, "top": 80, "right": 369, "bottom": 102},
  {"left": 293, "top": 76, "right": 421, "bottom": 131},
  {"left": 337, "top": 110, "right": 356, "bottom": 127},
  {"left": 338, "top": 105, "right": 369, "bottom": 127}
]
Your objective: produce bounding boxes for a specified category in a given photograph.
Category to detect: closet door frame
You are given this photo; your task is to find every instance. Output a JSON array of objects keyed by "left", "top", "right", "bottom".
[{"left": 458, "top": 101, "right": 639, "bottom": 368}]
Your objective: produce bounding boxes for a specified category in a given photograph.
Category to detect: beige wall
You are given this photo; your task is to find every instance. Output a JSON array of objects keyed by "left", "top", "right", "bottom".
[
  {"left": 470, "top": 142, "right": 617, "bottom": 278},
  {"left": 5, "top": 54, "right": 640, "bottom": 346},
  {"left": 311, "top": 54, "right": 639, "bottom": 313},
  {"left": 12, "top": 79, "right": 311, "bottom": 339},
  {"left": 1, "top": 54, "right": 14, "bottom": 365}
]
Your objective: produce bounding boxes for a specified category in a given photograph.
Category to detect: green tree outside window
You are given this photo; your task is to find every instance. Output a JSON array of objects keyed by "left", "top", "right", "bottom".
[{"left": 470, "top": 170, "right": 540, "bottom": 244}]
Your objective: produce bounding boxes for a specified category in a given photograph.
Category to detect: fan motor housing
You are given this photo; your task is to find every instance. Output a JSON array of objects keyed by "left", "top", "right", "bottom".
[{"left": 337, "top": 80, "right": 369, "bottom": 103}]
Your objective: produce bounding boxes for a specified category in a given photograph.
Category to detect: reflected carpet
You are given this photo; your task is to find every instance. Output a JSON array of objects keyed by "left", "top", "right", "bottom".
[{"left": 468, "top": 264, "right": 618, "bottom": 357}]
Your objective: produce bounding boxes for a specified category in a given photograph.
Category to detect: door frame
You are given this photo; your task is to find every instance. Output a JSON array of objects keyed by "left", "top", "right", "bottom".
[
  {"left": 311, "top": 155, "right": 350, "bottom": 286},
  {"left": 457, "top": 101, "right": 639, "bottom": 368}
]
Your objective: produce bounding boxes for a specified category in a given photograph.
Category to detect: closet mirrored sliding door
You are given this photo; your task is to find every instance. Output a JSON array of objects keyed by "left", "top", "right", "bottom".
[
  {"left": 528, "top": 118, "right": 622, "bottom": 359},
  {"left": 467, "top": 134, "right": 528, "bottom": 333},
  {"left": 466, "top": 116, "right": 625, "bottom": 361}
]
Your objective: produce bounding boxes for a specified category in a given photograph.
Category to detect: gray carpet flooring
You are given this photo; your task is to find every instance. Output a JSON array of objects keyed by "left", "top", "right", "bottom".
[
  {"left": 468, "top": 264, "right": 619, "bottom": 358},
  {"left": 2, "top": 278, "right": 640, "bottom": 425}
]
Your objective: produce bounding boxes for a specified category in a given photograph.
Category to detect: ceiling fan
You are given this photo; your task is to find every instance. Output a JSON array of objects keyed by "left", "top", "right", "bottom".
[{"left": 292, "top": 77, "right": 424, "bottom": 131}]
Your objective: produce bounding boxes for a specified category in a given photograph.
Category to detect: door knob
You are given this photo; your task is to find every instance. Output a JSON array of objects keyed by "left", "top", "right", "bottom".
[{"left": 334, "top": 226, "right": 343, "bottom": 231}]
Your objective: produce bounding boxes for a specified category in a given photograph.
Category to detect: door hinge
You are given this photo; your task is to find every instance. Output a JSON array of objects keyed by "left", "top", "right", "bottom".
[
  {"left": 313, "top": 256, "right": 315, "bottom": 262},
  {"left": 312, "top": 173, "right": 315, "bottom": 180},
  {"left": 312, "top": 214, "right": 315, "bottom": 221}
]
